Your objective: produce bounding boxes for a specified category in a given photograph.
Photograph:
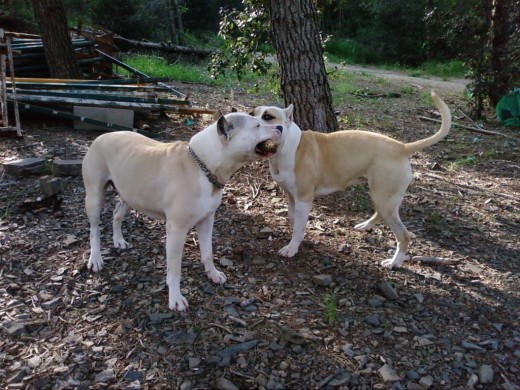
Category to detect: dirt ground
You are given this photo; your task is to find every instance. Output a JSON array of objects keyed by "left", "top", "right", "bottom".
[{"left": 1, "top": 71, "right": 519, "bottom": 390}]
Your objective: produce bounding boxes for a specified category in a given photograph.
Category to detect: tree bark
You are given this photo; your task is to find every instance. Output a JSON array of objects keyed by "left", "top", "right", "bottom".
[
  {"left": 31, "top": 0, "right": 83, "bottom": 79},
  {"left": 269, "top": 0, "right": 338, "bottom": 133},
  {"left": 173, "top": 0, "right": 185, "bottom": 46},
  {"left": 489, "top": 0, "right": 511, "bottom": 106}
]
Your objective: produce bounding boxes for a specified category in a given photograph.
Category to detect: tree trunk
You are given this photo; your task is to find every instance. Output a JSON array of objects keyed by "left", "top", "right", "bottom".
[
  {"left": 489, "top": 0, "right": 511, "bottom": 106},
  {"left": 31, "top": 0, "right": 83, "bottom": 79},
  {"left": 173, "top": 0, "right": 185, "bottom": 46},
  {"left": 167, "top": 0, "right": 179, "bottom": 45},
  {"left": 269, "top": 0, "right": 338, "bottom": 133}
]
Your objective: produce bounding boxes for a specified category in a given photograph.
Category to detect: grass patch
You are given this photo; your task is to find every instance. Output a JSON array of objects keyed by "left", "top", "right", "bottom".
[
  {"left": 118, "top": 54, "right": 212, "bottom": 84},
  {"left": 447, "top": 155, "right": 478, "bottom": 171},
  {"left": 323, "top": 293, "right": 338, "bottom": 324},
  {"left": 418, "top": 60, "right": 466, "bottom": 79}
]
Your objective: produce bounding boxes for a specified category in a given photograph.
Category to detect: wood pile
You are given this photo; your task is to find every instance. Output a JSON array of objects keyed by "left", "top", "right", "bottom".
[{"left": 1, "top": 30, "right": 216, "bottom": 137}]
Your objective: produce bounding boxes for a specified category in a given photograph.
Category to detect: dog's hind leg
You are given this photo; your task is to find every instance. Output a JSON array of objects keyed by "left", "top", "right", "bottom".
[
  {"left": 85, "top": 183, "right": 106, "bottom": 272},
  {"left": 196, "top": 214, "right": 226, "bottom": 284},
  {"left": 369, "top": 165, "right": 413, "bottom": 269},
  {"left": 113, "top": 199, "right": 131, "bottom": 249},
  {"left": 354, "top": 212, "right": 380, "bottom": 231}
]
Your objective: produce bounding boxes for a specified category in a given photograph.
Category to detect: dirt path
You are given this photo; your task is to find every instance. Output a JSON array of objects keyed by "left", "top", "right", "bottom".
[{"left": 338, "top": 63, "right": 469, "bottom": 93}]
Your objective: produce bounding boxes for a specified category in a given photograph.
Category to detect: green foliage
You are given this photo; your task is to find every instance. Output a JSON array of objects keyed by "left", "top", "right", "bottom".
[
  {"left": 418, "top": 60, "right": 466, "bottom": 79},
  {"left": 325, "top": 38, "right": 380, "bottom": 64},
  {"left": 496, "top": 89, "right": 520, "bottom": 127},
  {"left": 322, "top": 293, "right": 337, "bottom": 324},
  {"left": 119, "top": 54, "right": 215, "bottom": 84},
  {"left": 209, "top": 0, "right": 272, "bottom": 80}
]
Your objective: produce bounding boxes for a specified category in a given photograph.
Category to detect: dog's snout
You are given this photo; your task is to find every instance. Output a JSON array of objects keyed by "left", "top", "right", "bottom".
[{"left": 276, "top": 125, "right": 283, "bottom": 132}]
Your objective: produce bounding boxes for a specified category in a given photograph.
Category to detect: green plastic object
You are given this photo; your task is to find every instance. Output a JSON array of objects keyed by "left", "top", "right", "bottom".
[{"left": 496, "top": 88, "right": 520, "bottom": 127}]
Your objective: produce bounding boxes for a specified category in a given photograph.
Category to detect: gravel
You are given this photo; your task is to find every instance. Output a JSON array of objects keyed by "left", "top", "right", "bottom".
[{"left": 1, "top": 80, "right": 519, "bottom": 389}]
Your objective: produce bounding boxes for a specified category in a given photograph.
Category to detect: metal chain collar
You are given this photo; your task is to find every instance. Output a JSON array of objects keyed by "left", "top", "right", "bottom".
[{"left": 187, "top": 146, "right": 225, "bottom": 189}]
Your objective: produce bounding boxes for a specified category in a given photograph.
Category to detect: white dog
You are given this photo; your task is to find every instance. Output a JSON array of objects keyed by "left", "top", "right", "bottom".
[
  {"left": 82, "top": 113, "right": 283, "bottom": 310},
  {"left": 250, "top": 91, "right": 451, "bottom": 269}
]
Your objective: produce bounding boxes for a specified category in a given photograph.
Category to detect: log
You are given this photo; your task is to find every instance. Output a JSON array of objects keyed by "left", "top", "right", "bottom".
[{"left": 113, "top": 36, "right": 216, "bottom": 58}]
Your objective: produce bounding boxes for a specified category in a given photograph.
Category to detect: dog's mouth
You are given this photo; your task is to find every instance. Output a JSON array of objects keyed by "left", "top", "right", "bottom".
[{"left": 255, "top": 139, "right": 279, "bottom": 158}]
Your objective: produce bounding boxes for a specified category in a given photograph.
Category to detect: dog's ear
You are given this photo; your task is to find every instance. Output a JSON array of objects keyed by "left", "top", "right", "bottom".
[
  {"left": 212, "top": 110, "right": 223, "bottom": 122},
  {"left": 285, "top": 104, "right": 294, "bottom": 126},
  {"left": 216, "top": 114, "right": 233, "bottom": 141}
]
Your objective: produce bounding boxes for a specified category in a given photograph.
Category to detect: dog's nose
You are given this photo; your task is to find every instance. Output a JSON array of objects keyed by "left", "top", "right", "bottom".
[{"left": 276, "top": 125, "right": 283, "bottom": 132}]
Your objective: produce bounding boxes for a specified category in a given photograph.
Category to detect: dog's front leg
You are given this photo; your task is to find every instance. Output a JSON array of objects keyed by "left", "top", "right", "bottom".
[
  {"left": 279, "top": 200, "right": 313, "bottom": 257},
  {"left": 165, "top": 221, "right": 190, "bottom": 311},
  {"left": 286, "top": 192, "right": 296, "bottom": 228},
  {"left": 196, "top": 214, "right": 227, "bottom": 284}
]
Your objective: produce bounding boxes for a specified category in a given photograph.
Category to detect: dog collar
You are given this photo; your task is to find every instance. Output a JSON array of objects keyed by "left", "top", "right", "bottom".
[{"left": 188, "top": 146, "right": 225, "bottom": 189}]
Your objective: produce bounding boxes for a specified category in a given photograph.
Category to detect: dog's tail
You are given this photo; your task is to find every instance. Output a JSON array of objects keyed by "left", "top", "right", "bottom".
[{"left": 404, "top": 91, "right": 451, "bottom": 155}]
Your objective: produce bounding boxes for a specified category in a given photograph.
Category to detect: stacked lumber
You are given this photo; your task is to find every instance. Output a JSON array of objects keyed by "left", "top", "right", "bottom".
[{"left": 1, "top": 30, "right": 216, "bottom": 136}]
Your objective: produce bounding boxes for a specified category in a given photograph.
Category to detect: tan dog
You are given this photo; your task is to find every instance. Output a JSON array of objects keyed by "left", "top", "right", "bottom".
[
  {"left": 250, "top": 91, "right": 451, "bottom": 269},
  {"left": 82, "top": 114, "right": 283, "bottom": 310}
]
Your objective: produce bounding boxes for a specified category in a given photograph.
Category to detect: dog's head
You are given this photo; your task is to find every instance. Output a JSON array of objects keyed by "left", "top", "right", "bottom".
[
  {"left": 249, "top": 104, "right": 294, "bottom": 144},
  {"left": 214, "top": 112, "right": 284, "bottom": 160}
]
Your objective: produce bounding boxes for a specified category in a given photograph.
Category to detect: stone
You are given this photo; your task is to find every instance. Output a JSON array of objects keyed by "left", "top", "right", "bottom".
[
  {"left": 369, "top": 298, "right": 384, "bottom": 307},
  {"left": 478, "top": 364, "right": 494, "bottom": 384},
  {"left": 149, "top": 312, "right": 173, "bottom": 325},
  {"left": 27, "top": 356, "right": 42, "bottom": 368},
  {"left": 406, "top": 370, "right": 420, "bottom": 380},
  {"left": 378, "top": 364, "right": 400, "bottom": 382},
  {"left": 220, "top": 257, "right": 234, "bottom": 267},
  {"left": 312, "top": 274, "right": 333, "bottom": 286},
  {"left": 462, "top": 341, "right": 486, "bottom": 351},
  {"left": 3, "top": 157, "right": 46, "bottom": 176},
  {"left": 413, "top": 293, "right": 425, "bottom": 303},
  {"left": 39, "top": 175, "right": 65, "bottom": 195},
  {"left": 7, "top": 367, "right": 29, "bottom": 384},
  {"left": 365, "top": 314, "right": 381, "bottom": 327},
  {"left": 189, "top": 357, "right": 201, "bottom": 369},
  {"left": 379, "top": 279, "right": 399, "bottom": 300},
  {"left": 52, "top": 159, "right": 83, "bottom": 176},
  {"left": 94, "top": 370, "right": 115, "bottom": 383},
  {"left": 251, "top": 256, "right": 266, "bottom": 265},
  {"left": 419, "top": 375, "right": 433, "bottom": 389},
  {"left": 42, "top": 297, "right": 62, "bottom": 309},
  {"left": 123, "top": 370, "right": 143, "bottom": 381},
  {"left": 214, "top": 377, "right": 239, "bottom": 390},
  {"left": 257, "top": 227, "right": 274, "bottom": 239},
  {"left": 164, "top": 332, "right": 198, "bottom": 345},
  {"left": 329, "top": 372, "right": 351, "bottom": 387},
  {"left": 466, "top": 373, "right": 479, "bottom": 389},
  {"left": 2, "top": 321, "right": 26, "bottom": 337}
]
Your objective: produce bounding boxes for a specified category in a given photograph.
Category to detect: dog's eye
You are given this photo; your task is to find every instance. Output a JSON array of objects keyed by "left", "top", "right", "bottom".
[{"left": 262, "top": 114, "right": 274, "bottom": 121}]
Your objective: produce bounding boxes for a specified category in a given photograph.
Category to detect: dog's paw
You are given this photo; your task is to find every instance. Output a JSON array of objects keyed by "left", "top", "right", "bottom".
[
  {"left": 113, "top": 238, "right": 130, "bottom": 249},
  {"left": 381, "top": 254, "right": 409, "bottom": 269},
  {"left": 278, "top": 244, "right": 298, "bottom": 258},
  {"left": 88, "top": 255, "right": 104, "bottom": 272},
  {"left": 169, "top": 293, "right": 189, "bottom": 311},
  {"left": 354, "top": 220, "right": 375, "bottom": 231},
  {"left": 207, "top": 268, "right": 227, "bottom": 284}
]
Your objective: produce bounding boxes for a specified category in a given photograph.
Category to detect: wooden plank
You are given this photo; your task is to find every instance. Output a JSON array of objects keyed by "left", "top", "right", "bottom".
[{"left": 10, "top": 89, "right": 190, "bottom": 105}]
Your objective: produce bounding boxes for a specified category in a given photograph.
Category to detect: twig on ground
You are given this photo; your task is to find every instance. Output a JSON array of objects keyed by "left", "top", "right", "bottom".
[
  {"left": 419, "top": 115, "right": 509, "bottom": 137},
  {"left": 411, "top": 256, "right": 459, "bottom": 265}
]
